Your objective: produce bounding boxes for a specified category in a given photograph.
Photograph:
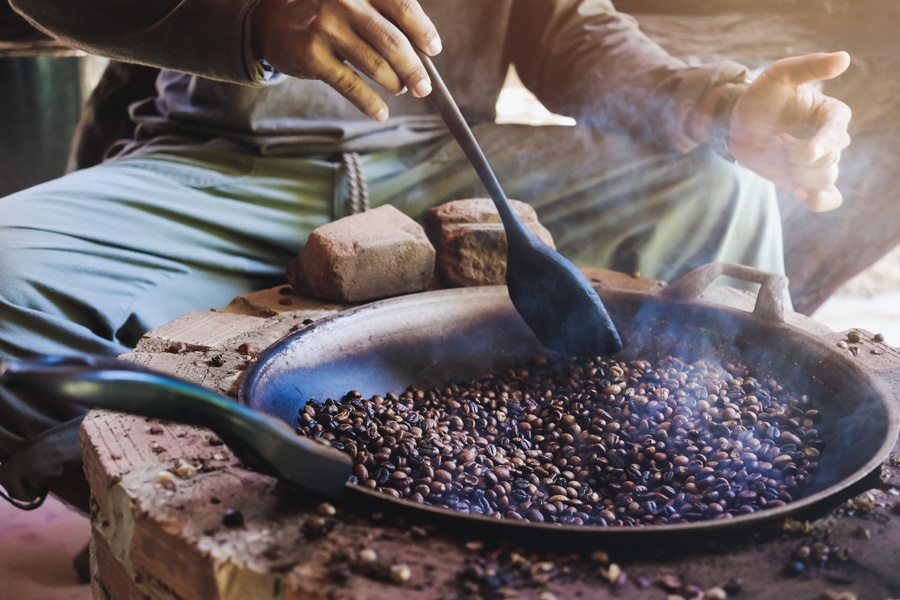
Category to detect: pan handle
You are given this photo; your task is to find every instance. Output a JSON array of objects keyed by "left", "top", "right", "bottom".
[
  {"left": 659, "top": 262, "right": 788, "bottom": 324},
  {"left": 0, "top": 356, "right": 352, "bottom": 497}
]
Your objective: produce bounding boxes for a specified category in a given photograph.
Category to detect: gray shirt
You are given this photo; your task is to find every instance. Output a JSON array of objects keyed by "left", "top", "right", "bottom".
[{"left": 12, "top": 0, "right": 748, "bottom": 156}]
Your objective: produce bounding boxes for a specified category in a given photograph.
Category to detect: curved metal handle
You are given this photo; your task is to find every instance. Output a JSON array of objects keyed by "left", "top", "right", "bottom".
[
  {"left": 659, "top": 262, "right": 789, "bottom": 324},
  {"left": 1, "top": 356, "right": 351, "bottom": 496}
]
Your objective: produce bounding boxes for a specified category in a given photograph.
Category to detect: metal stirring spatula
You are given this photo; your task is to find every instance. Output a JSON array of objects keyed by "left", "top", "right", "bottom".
[{"left": 417, "top": 51, "right": 623, "bottom": 357}]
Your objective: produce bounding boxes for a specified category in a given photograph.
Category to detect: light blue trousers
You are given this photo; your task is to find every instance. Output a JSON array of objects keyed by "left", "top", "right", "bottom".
[{"left": 0, "top": 124, "right": 783, "bottom": 503}]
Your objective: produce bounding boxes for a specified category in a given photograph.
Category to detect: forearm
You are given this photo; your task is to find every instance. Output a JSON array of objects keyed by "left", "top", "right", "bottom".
[
  {"left": 10, "top": 0, "right": 263, "bottom": 84},
  {"left": 509, "top": 0, "right": 748, "bottom": 152}
]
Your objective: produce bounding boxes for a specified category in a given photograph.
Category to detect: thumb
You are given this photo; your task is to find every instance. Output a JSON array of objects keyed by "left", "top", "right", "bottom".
[{"left": 763, "top": 51, "right": 851, "bottom": 87}]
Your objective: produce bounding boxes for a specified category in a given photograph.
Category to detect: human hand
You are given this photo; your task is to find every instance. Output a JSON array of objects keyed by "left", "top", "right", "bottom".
[
  {"left": 730, "top": 51, "right": 852, "bottom": 212},
  {"left": 251, "top": 0, "right": 442, "bottom": 121}
]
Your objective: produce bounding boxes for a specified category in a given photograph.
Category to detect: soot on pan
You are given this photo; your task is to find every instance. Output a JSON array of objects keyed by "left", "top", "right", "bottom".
[{"left": 294, "top": 354, "right": 822, "bottom": 526}]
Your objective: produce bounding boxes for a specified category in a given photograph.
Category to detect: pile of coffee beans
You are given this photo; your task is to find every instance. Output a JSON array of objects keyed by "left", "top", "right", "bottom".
[{"left": 295, "top": 354, "right": 823, "bottom": 526}]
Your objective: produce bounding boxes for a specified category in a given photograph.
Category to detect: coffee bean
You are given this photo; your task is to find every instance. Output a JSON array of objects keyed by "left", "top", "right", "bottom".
[
  {"left": 294, "top": 354, "right": 821, "bottom": 526},
  {"left": 222, "top": 509, "right": 244, "bottom": 527}
]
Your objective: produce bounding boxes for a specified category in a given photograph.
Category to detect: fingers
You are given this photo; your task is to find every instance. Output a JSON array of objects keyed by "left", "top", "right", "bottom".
[
  {"left": 782, "top": 131, "right": 850, "bottom": 165},
  {"left": 780, "top": 134, "right": 847, "bottom": 212},
  {"left": 807, "top": 98, "right": 852, "bottom": 161},
  {"left": 371, "top": 0, "right": 441, "bottom": 56},
  {"left": 763, "top": 51, "right": 851, "bottom": 87},
  {"left": 794, "top": 186, "right": 843, "bottom": 212},
  {"left": 256, "top": 0, "right": 440, "bottom": 120},
  {"left": 316, "top": 50, "right": 392, "bottom": 121},
  {"left": 348, "top": 7, "right": 433, "bottom": 98},
  {"left": 336, "top": 28, "right": 406, "bottom": 95}
]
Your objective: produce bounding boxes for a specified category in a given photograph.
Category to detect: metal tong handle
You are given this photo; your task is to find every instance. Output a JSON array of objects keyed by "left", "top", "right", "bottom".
[{"left": 0, "top": 356, "right": 352, "bottom": 496}]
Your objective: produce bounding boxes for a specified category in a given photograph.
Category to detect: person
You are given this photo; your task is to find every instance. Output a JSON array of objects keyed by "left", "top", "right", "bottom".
[{"left": 0, "top": 0, "right": 850, "bottom": 511}]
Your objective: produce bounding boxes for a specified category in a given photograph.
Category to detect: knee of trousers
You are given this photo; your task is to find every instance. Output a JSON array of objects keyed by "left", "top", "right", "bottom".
[
  {"left": 636, "top": 151, "right": 784, "bottom": 285},
  {"left": 684, "top": 152, "right": 781, "bottom": 234},
  {"left": 0, "top": 235, "right": 119, "bottom": 361}
]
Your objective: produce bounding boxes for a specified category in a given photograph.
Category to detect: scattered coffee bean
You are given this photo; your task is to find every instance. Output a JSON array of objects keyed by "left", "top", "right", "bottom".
[
  {"left": 330, "top": 564, "right": 352, "bottom": 583},
  {"left": 846, "top": 331, "right": 861, "bottom": 343},
  {"left": 157, "top": 470, "right": 176, "bottom": 489},
  {"left": 166, "top": 342, "right": 188, "bottom": 354},
  {"left": 317, "top": 502, "right": 337, "bottom": 516},
  {"left": 658, "top": 574, "right": 683, "bottom": 592},
  {"left": 601, "top": 563, "right": 621, "bottom": 583},
  {"left": 389, "top": 563, "right": 411, "bottom": 584},
  {"left": 302, "top": 515, "right": 331, "bottom": 538},
  {"left": 836, "top": 341, "right": 849, "bottom": 349},
  {"left": 210, "top": 354, "right": 226, "bottom": 367},
  {"left": 237, "top": 342, "right": 253, "bottom": 355},
  {"left": 826, "top": 570, "right": 853, "bottom": 585},
  {"left": 222, "top": 509, "right": 244, "bottom": 527},
  {"left": 723, "top": 577, "right": 742, "bottom": 594},
  {"left": 705, "top": 586, "right": 728, "bottom": 600},
  {"left": 811, "top": 542, "right": 830, "bottom": 561},
  {"left": 295, "top": 355, "right": 821, "bottom": 526},
  {"left": 174, "top": 459, "right": 198, "bottom": 478},
  {"left": 873, "top": 333, "right": 885, "bottom": 343},
  {"left": 819, "top": 591, "right": 856, "bottom": 600}
]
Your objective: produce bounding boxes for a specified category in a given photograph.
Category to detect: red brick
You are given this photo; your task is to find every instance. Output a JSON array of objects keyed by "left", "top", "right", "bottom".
[
  {"left": 424, "top": 198, "right": 555, "bottom": 287},
  {"left": 287, "top": 205, "right": 435, "bottom": 302}
]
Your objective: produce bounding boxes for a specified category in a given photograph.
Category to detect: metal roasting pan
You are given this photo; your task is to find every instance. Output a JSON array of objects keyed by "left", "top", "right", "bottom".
[{"left": 239, "top": 262, "right": 900, "bottom": 545}]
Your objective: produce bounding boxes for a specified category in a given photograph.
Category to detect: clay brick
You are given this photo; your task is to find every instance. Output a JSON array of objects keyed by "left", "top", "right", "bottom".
[
  {"left": 424, "top": 198, "right": 555, "bottom": 287},
  {"left": 287, "top": 205, "right": 435, "bottom": 303},
  {"left": 133, "top": 310, "right": 269, "bottom": 353}
]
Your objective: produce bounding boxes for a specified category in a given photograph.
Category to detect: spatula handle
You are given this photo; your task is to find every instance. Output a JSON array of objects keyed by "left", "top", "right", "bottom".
[{"left": 416, "top": 50, "right": 529, "bottom": 241}]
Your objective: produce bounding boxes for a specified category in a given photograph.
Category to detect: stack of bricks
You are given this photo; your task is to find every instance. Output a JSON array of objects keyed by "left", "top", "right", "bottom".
[{"left": 286, "top": 199, "right": 555, "bottom": 302}]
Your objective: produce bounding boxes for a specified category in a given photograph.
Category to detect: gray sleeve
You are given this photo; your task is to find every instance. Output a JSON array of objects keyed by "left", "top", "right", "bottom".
[
  {"left": 10, "top": 0, "right": 266, "bottom": 85},
  {"left": 508, "top": 0, "right": 749, "bottom": 152}
]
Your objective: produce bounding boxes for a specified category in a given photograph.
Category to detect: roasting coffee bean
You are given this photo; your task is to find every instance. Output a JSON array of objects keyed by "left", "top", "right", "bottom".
[
  {"left": 294, "top": 354, "right": 822, "bottom": 527},
  {"left": 222, "top": 509, "right": 244, "bottom": 527}
]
